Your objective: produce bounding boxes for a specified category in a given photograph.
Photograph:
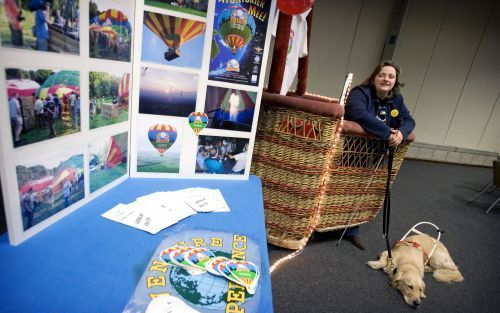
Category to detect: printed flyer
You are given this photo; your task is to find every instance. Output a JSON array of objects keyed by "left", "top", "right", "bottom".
[{"left": 208, "top": 0, "right": 271, "bottom": 86}]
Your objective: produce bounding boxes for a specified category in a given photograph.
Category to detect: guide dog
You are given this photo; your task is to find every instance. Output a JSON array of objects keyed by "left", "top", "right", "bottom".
[{"left": 366, "top": 234, "right": 464, "bottom": 308}]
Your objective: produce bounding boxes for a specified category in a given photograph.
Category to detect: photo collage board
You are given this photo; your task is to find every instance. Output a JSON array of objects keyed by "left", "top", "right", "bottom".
[
  {"left": 130, "top": 0, "right": 274, "bottom": 179},
  {"left": 0, "top": 0, "right": 275, "bottom": 245},
  {"left": 0, "top": 0, "right": 135, "bottom": 245}
]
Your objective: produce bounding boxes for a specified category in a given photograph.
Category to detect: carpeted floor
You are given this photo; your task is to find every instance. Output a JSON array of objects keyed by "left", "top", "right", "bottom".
[{"left": 267, "top": 159, "right": 500, "bottom": 313}]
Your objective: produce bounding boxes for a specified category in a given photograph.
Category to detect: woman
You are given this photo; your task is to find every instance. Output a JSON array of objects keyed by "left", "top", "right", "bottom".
[{"left": 343, "top": 60, "right": 416, "bottom": 250}]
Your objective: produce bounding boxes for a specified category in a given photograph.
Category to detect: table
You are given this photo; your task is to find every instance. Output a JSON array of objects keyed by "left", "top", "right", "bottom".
[{"left": 0, "top": 176, "right": 273, "bottom": 313}]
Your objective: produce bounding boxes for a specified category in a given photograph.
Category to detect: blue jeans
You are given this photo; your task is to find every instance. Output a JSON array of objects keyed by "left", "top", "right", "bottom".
[{"left": 345, "top": 226, "right": 360, "bottom": 237}]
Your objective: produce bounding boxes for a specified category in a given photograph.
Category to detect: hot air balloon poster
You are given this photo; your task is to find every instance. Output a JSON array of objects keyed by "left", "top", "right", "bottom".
[
  {"left": 89, "top": 71, "right": 130, "bottom": 129},
  {"left": 0, "top": 0, "right": 80, "bottom": 54},
  {"left": 136, "top": 115, "right": 182, "bottom": 173},
  {"left": 204, "top": 86, "right": 257, "bottom": 132},
  {"left": 88, "top": 132, "right": 128, "bottom": 193},
  {"left": 145, "top": 0, "right": 209, "bottom": 17},
  {"left": 208, "top": 1, "right": 271, "bottom": 86},
  {"left": 139, "top": 67, "right": 198, "bottom": 117},
  {"left": 15, "top": 147, "right": 84, "bottom": 231},
  {"left": 89, "top": 0, "right": 134, "bottom": 62},
  {"left": 142, "top": 11, "right": 206, "bottom": 69},
  {"left": 5, "top": 67, "right": 81, "bottom": 148}
]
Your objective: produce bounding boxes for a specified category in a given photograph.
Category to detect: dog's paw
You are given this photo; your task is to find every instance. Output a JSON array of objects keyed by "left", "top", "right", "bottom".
[{"left": 366, "top": 260, "right": 385, "bottom": 270}]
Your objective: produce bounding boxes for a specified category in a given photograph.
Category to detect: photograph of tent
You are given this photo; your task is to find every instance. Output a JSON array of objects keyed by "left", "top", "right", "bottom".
[
  {"left": 88, "top": 132, "right": 128, "bottom": 193},
  {"left": 15, "top": 148, "right": 84, "bottom": 231},
  {"left": 0, "top": 0, "right": 80, "bottom": 54},
  {"left": 89, "top": 71, "right": 130, "bottom": 129},
  {"left": 6, "top": 67, "right": 81, "bottom": 148},
  {"left": 89, "top": 0, "right": 133, "bottom": 62}
]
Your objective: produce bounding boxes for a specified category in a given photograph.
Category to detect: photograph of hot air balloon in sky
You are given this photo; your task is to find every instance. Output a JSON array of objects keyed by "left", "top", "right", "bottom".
[
  {"left": 6, "top": 67, "right": 80, "bottom": 148},
  {"left": 141, "top": 11, "right": 206, "bottom": 69},
  {"left": 209, "top": 1, "right": 271, "bottom": 86},
  {"left": 15, "top": 147, "right": 84, "bottom": 231},
  {"left": 196, "top": 135, "right": 249, "bottom": 175},
  {"left": 139, "top": 66, "right": 197, "bottom": 117},
  {"left": 89, "top": 0, "right": 133, "bottom": 62},
  {"left": 136, "top": 115, "right": 182, "bottom": 173},
  {"left": 0, "top": 0, "right": 79, "bottom": 54},
  {"left": 89, "top": 71, "right": 130, "bottom": 129},
  {"left": 89, "top": 132, "right": 128, "bottom": 193},
  {"left": 145, "top": 0, "right": 208, "bottom": 17},
  {"left": 204, "top": 86, "right": 257, "bottom": 132}
]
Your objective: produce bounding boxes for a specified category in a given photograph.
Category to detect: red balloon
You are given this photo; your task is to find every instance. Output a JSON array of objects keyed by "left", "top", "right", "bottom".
[{"left": 277, "top": 0, "right": 315, "bottom": 15}]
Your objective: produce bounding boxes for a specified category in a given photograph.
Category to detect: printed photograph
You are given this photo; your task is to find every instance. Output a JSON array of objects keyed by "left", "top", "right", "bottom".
[
  {"left": 1, "top": 0, "right": 80, "bottom": 54},
  {"left": 89, "top": 71, "right": 130, "bottom": 129},
  {"left": 196, "top": 135, "right": 249, "bottom": 175},
  {"left": 144, "top": 0, "right": 208, "bottom": 17},
  {"left": 89, "top": 132, "right": 128, "bottom": 193},
  {"left": 209, "top": 1, "right": 271, "bottom": 86},
  {"left": 136, "top": 115, "right": 183, "bottom": 173},
  {"left": 139, "top": 66, "right": 197, "bottom": 117},
  {"left": 89, "top": 0, "right": 133, "bottom": 62},
  {"left": 142, "top": 11, "right": 206, "bottom": 69},
  {"left": 204, "top": 86, "right": 256, "bottom": 132},
  {"left": 16, "top": 148, "right": 84, "bottom": 231},
  {"left": 6, "top": 67, "right": 80, "bottom": 148}
]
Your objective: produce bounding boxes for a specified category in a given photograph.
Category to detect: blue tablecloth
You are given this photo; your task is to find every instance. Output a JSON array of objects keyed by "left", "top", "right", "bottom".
[{"left": 0, "top": 176, "right": 273, "bottom": 313}]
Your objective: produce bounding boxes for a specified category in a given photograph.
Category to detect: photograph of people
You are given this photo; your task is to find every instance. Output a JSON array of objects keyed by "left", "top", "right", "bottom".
[
  {"left": 5, "top": 68, "right": 81, "bottom": 147},
  {"left": 0, "top": 0, "right": 80, "bottom": 54},
  {"left": 89, "top": 0, "right": 133, "bottom": 62},
  {"left": 16, "top": 149, "right": 84, "bottom": 231},
  {"left": 204, "top": 86, "right": 256, "bottom": 132},
  {"left": 195, "top": 135, "right": 249, "bottom": 175}
]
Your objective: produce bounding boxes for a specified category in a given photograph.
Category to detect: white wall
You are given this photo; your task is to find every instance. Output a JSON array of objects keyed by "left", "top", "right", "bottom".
[{"left": 265, "top": 0, "right": 500, "bottom": 155}]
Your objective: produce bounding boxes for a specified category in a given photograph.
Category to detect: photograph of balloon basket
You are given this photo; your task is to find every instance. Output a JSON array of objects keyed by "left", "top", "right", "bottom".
[
  {"left": 144, "top": 0, "right": 208, "bottom": 17},
  {"left": 16, "top": 148, "right": 84, "bottom": 231},
  {"left": 139, "top": 66, "right": 197, "bottom": 117},
  {"left": 88, "top": 132, "right": 128, "bottom": 193},
  {"left": 89, "top": 71, "right": 130, "bottom": 129},
  {"left": 141, "top": 10, "right": 206, "bottom": 69},
  {"left": 196, "top": 135, "right": 249, "bottom": 175},
  {"left": 6, "top": 67, "right": 81, "bottom": 148},
  {"left": 89, "top": 0, "right": 133, "bottom": 62},
  {"left": 0, "top": 0, "right": 79, "bottom": 54},
  {"left": 204, "top": 86, "right": 256, "bottom": 132},
  {"left": 136, "top": 115, "right": 183, "bottom": 173}
]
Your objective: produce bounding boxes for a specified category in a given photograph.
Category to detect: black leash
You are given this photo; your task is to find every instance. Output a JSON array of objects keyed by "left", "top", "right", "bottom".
[{"left": 382, "top": 145, "right": 395, "bottom": 262}]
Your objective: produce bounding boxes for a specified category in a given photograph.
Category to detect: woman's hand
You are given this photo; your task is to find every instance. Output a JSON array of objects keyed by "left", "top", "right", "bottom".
[{"left": 388, "top": 129, "right": 403, "bottom": 147}]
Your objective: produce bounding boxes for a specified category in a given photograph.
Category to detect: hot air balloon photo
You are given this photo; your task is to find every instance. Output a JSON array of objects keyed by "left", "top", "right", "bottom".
[
  {"left": 89, "top": 1, "right": 133, "bottom": 61},
  {"left": 137, "top": 116, "right": 182, "bottom": 173},
  {"left": 5, "top": 67, "right": 81, "bottom": 148},
  {"left": 89, "top": 132, "right": 128, "bottom": 193},
  {"left": 15, "top": 148, "right": 84, "bottom": 231},
  {"left": 142, "top": 11, "right": 206, "bottom": 68},
  {"left": 89, "top": 71, "right": 130, "bottom": 129},
  {"left": 145, "top": 0, "right": 208, "bottom": 17},
  {"left": 208, "top": 1, "right": 271, "bottom": 86}
]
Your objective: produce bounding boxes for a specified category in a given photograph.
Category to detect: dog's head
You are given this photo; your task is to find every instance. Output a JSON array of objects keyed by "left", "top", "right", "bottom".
[{"left": 391, "top": 266, "right": 426, "bottom": 308}]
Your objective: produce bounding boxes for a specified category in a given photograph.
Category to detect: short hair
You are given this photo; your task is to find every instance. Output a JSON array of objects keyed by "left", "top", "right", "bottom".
[{"left": 362, "top": 60, "right": 405, "bottom": 95}]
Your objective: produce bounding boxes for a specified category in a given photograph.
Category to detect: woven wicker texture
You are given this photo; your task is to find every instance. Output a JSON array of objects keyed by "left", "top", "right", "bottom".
[{"left": 252, "top": 105, "right": 410, "bottom": 250}]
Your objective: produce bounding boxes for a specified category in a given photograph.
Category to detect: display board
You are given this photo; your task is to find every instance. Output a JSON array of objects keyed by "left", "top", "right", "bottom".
[{"left": 0, "top": 0, "right": 275, "bottom": 245}]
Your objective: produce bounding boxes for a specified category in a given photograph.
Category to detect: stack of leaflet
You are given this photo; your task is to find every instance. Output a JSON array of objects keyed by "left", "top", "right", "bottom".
[{"left": 101, "top": 188, "right": 230, "bottom": 234}]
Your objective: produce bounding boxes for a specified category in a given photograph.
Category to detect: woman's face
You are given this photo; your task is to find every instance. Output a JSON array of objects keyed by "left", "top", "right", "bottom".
[{"left": 374, "top": 66, "right": 397, "bottom": 97}]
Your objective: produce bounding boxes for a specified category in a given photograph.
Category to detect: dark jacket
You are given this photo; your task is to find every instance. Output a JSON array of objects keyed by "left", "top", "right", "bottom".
[{"left": 344, "top": 84, "right": 415, "bottom": 141}]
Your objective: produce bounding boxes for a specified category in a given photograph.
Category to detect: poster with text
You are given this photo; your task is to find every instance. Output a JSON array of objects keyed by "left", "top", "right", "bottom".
[
  {"left": 89, "top": 0, "right": 133, "bottom": 62},
  {"left": 89, "top": 132, "right": 128, "bottom": 193},
  {"left": 136, "top": 115, "right": 183, "bottom": 173},
  {"left": 5, "top": 67, "right": 80, "bottom": 148},
  {"left": 144, "top": 0, "right": 208, "bottom": 17},
  {"left": 0, "top": 0, "right": 80, "bottom": 54},
  {"left": 89, "top": 71, "right": 130, "bottom": 129},
  {"left": 208, "top": 0, "right": 271, "bottom": 86},
  {"left": 16, "top": 148, "right": 84, "bottom": 231},
  {"left": 142, "top": 11, "right": 206, "bottom": 69}
]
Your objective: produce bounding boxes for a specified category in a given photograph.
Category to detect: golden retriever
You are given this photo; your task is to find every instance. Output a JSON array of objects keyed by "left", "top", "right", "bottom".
[{"left": 366, "top": 233, "right": 464, "bottom": 308}]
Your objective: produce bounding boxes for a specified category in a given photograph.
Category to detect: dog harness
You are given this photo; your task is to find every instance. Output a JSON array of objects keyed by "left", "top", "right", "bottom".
[{"left": 395, "top": 240, "right": 430, "bottom": 264}]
